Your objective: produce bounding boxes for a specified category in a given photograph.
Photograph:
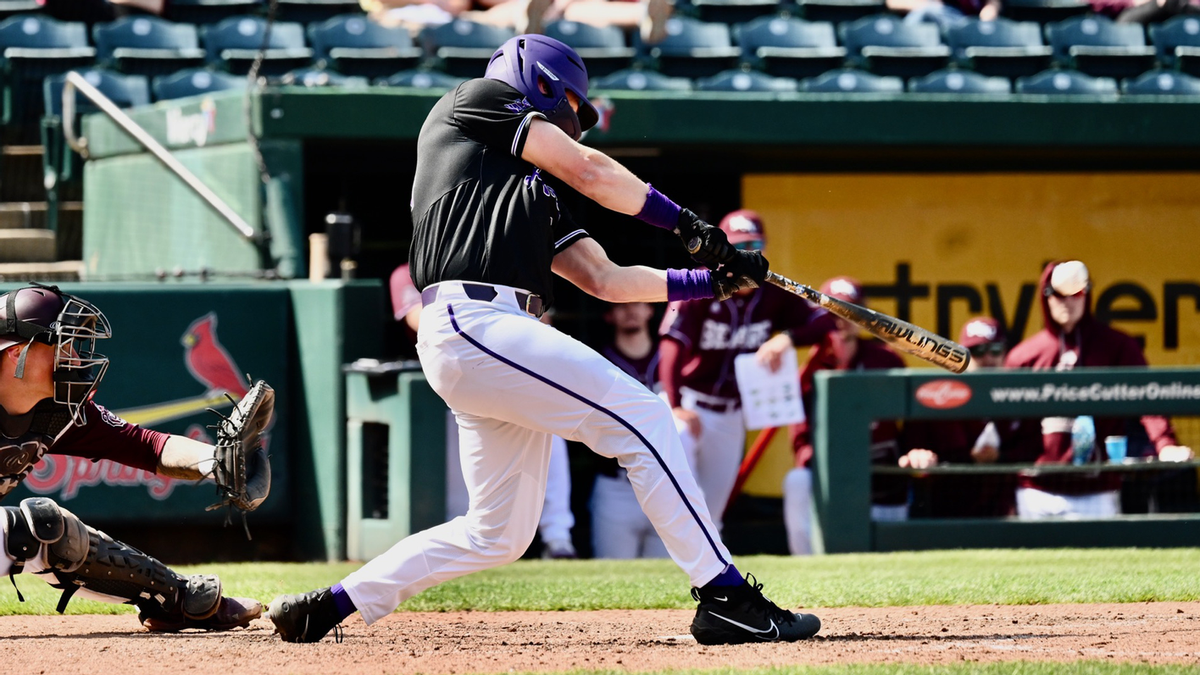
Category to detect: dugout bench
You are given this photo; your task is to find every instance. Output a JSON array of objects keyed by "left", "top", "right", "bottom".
[{"left": 813, "top": 366, "right": 1200, "bottom": 553}]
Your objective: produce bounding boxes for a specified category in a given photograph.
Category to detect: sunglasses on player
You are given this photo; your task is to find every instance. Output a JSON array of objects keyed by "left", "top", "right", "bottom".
[
  {"left": 1044, "top": 286, "right": 1087, "bottom": 299},
  {"left": 969, "top": 342, "right": 1005, "bottom": 357},
  {"left": 733, "top": 240, "right": 764, "bottom": 252}
]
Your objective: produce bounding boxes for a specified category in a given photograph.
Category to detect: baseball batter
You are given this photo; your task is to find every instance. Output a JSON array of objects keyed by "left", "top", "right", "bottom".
[
  {"left": 658, "top": 211, "right": 837, "bottom": 531},
  {"left": 0, "top": 284, "right": 268, "bottom": 631},
  {"left": 269, "top": 35, "right": 820, "bottom": 645}
]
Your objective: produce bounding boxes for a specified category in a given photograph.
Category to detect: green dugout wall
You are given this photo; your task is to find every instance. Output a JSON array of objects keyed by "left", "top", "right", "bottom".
[{"left": 813, "top": 367, "right": 1200, "bottom": 554}]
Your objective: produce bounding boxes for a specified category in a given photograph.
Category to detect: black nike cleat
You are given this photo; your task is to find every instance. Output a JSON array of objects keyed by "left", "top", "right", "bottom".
[
  {"left": 690, "top": 574, "right": 821, "bottom": 645},
  {"left": 268, "top": 587, "right": 344, "bottom": 643}
]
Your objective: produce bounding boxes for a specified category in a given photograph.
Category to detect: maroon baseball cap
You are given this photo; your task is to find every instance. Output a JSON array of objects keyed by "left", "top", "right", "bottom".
[
  {"left": 958, "top": 316, "right": 1005, "bottom": 349},
  {"left": 718, "top": 210, "right": 765, "bottom": 246},
  {"left": 820, "top": 276, "right": 864, "bottom": 305}
]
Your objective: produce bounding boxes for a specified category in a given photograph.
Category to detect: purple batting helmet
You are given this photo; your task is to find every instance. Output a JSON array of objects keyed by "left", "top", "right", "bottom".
[{"left": 484, "top": 34, "right": 599, "bottom": 141}]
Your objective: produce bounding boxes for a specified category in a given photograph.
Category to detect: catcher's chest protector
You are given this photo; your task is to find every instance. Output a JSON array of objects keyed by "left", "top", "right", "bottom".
[{"left": 0, "top": 400, "right": 72, "bottom": 500}]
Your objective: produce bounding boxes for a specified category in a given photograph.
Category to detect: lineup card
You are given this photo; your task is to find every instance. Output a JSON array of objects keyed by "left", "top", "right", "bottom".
[{"left": 733, "top": 351, "right": 805, "bottom": 431}]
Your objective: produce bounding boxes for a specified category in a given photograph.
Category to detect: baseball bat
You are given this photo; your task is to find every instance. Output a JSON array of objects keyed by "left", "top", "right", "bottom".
[{"left": 765, "top": 272, "right": 970, "bottom": 373}]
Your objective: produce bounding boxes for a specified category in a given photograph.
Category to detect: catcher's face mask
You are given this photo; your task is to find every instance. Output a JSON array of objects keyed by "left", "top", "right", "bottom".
[{"left": 1, "top": 284, "right": 112, "bottom": 426}]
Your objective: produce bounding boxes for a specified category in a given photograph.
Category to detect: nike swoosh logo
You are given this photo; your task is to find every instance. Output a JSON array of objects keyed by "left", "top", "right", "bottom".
[
  {"left": 708, "top": 611, "right": 780, "bottom": 640},
  {"left": 714, "top": 596, "right": 728, "bottom": 602}
]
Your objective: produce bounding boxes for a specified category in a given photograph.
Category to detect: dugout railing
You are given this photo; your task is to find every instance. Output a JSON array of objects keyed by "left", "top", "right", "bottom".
[{"left": 812, "top": 366, "right": 1200, "bottom": 553}]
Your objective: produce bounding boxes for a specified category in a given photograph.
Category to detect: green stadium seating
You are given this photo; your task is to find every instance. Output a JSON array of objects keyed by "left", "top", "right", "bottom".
[
  {"left": 279, "top": 66, "right": 369, "bottom": 87},
  {"left": 308, "top": 14, "right": 422, "bottom": 79},
  {"left": 202, "top": 15, "right": 313, "bottom": 76},
  {"left": 152, "top": 66, "right": 246, "bottom": 100},
  {"left": 1121, "top": 68, "right": 1200, "bottom": 95},
  {"left": 696, "top": 67, "right": 798, "bottom": 90},
  {"left": 94, "top": 16, "right": 206, "bottom": 77},
  {"left": 634, "top": 17, "right": 742, "bottom": 79},
  {"left": 1045, "top": 15, "right": 1156, "bottom": 79},
  {"left": 1148, "top": 15, "right": 1200, "bottom": 76},
  {"left": 377, "top": 68, "right": 466, "bottom": 89},
  {"left": 0, "top": 1, "right": 39, "bottom": 22},
  {"left": 734, "top": 15, "right": 846, "bottom": 80},
  {"left": 840, "top": 14, "right": 950, "bottom": 79},
  {"left": 591, "top": 67, "right": 693, "bottom": 91},
  {"left": 944, "top": 18, "right": 1052, "bottom": 79},
  {"left": 419, "top": 20, "right": 513, "bottom": 79},
  {"left": 543, "top": 21, "right": 634, "bottom": 79},
  {"left": 1015, "top": 67, "right": 1118, "bottom": 94},
  {"left": 801, "top": 66, "right": 903, "bottom": 91},
  {"left": 909, "top": 68, "right": 1012, "bottom": 93},
  {"left": 0, "top": 14, "right": 95, "bottom": 132}
]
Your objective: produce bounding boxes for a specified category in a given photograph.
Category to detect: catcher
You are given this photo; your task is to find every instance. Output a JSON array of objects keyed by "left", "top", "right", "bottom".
[{"left": 0, "top": 284, "right": 272, "bottom": 631}]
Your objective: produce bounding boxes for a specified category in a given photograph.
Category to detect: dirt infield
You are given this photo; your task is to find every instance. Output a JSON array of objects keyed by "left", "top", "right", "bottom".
[{"left": 5, "top": 602, "right": 1199, "bottom": 673}]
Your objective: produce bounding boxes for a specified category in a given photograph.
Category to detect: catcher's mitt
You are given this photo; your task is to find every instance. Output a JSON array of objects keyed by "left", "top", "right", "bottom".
[{"left": 208, "top": 380, "right": 274, "bottom": 529}]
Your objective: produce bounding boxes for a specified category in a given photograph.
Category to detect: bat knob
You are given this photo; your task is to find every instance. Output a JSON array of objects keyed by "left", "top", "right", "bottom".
[{"left": 687, "top": 236, "right": 701, "bottom": 254}]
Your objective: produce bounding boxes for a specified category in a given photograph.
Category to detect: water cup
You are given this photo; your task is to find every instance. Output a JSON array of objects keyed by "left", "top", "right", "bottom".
[{"left": 1105, "top": 436, "right": 1128, "bottom": 464}]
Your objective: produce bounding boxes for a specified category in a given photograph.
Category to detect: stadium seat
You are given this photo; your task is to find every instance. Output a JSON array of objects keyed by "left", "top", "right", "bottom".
[
  {"left": 696, "top": 68, "right": 798, "bottom": 91},
  {"left": 689, "top": 0, "right": 783, "bottom": 26},
  {"left": 1015, "top": 67, "right": 1117, "bottom": 94},
  {"left": 1121, "top": 68, "right": 1200, "bottom": 95},
  {"left": 166, "top": 0, "right": 266, "bottom": 26},
  {"left": 909, "top": 68, "right": 1012, "bottom": 93},
  {"left": 543, "top": 21, "right": 634, "bottom": 79},
  {"left": 1149, "top": 15, "right": 1200, "bottom": 76},
  {"left": 591, "top": 67, "right": 692, "bottom": 91},
  {"left": 795, "top": 0, "right": 886, "bottom": 25},
  {"left": 801, "top": 67, "right": 903, "bottom": 91},
  {"left": 94, "top": 16, "right": 206, "bottom": 77},
  {"left": 276, "top": 0, "right": 364, "bottom": 25},
  {"left": 308, "top": 14, "right": 422, "bottom": 79},
  {"left": 202, "top": 15, "right": 313, "bottom": 76},
  {"left": 152, "top": 67, "right": 247, "bottom": 100},
  {"left": 377, "top": 68, "right": 466, "bottom": 89},
  {"left": 278, "top": 66, "right": 369, "bottom": 87},
  {"left": 419, "top": 20, "right": 513, "bottom": 79},
  {"left": 0, "top": 14, "right": 95, "bottom": 132},
  {"left": 1001, "top": 0, "right": 1090, "bottom": 24},
  {"left": 944, "top": 18, "right": 1052, "bottom": 79},
  {"left": 0, "top": 1, "right": 39, "bottom": 22},
  {"left": 840, "top": 14, "right": 950, "bottom": 79},
  {"left": 1045, "top": 15, "right": 1156, "bottom": 79},
  {"left": 634, "top": 17, "right": 742, "bottom": 79},
  {"left": 41, "top": 69, "right": 150, "bottom": 230},
  {"left": 734, "top": 16, "right": 846, "bottom": 80}
]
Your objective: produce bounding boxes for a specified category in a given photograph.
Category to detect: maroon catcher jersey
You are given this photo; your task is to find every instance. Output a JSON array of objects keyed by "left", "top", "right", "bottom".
[
  {"left": 0, "top": 399, "right": 167, "bottom": 501},
  {"left": 658, "top": 285, "right": 835, "bottom": 403}
]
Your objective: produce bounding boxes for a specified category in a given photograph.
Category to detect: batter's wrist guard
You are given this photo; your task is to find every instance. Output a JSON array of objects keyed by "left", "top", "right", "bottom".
[
  {"left": 667, "top": 269, "right": 715, "bottom": 302},
  {"left": 635, "top": 185, "right": 681, "bottom": 231}
]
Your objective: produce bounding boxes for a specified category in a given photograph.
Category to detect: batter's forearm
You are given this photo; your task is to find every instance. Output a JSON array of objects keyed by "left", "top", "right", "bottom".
[
  {"left": 523, "top": 120, "right": 654, "bottom": 216},
  {"left": 157, "top": 434, "right": 217, "bottom": 480}
]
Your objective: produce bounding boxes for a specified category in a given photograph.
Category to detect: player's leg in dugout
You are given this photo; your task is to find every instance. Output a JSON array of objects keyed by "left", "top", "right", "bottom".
[
  {"left": 684, "top": 402, "right": 745, "bottom": 531},
  {"left": 339, "top": 293, "right": 731, "bottom": 624}
]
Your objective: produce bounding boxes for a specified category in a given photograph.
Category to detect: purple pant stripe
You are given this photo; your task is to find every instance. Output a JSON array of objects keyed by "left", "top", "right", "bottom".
[{"left": 447, "top": 304, "right": 728, "bottom": 566}]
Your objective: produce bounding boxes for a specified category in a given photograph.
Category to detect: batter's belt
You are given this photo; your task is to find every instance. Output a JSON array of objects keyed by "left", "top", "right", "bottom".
[{"left": 421, "top": 281, "right": 544, "bottom": 318}]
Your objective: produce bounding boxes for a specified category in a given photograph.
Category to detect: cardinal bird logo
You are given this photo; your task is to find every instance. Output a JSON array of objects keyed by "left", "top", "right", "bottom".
[{"left": 181, "top": 313, "right": 249, "bottom": 398}]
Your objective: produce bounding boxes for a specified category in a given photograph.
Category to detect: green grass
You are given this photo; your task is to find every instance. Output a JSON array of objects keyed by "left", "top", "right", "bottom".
[{"left": 4, "top": 548, "right": 1199, "bottom": 616}]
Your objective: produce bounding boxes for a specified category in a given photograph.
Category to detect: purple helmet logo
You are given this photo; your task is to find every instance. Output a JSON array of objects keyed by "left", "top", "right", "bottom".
[{"left": 484, "top": 34, "right": 599, "bottom": 141}]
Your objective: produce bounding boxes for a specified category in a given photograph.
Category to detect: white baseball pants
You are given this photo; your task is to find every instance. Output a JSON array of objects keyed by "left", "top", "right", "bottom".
[
  {"left": 590, "top": 473, "right": 670, "bottom": 559},
  {"left": 677, "top": 388, "right": 745, "bottom": 532},
  {"left": 341, "top": 283, "right": 731, "bottom": 624},
  {"left": 1016, "top": 487, "right": 1120, "bottom": 519}
]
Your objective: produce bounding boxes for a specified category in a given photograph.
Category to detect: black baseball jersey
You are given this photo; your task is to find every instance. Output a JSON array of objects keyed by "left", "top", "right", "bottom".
[{"left": 409, "top": 78, "right": 590, "bottom": 308}]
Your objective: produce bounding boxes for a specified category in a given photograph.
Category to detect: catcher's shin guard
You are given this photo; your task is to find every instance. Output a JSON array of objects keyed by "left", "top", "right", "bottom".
[{"left": 3, "top": 497, "right": 221, "bottom": 620}]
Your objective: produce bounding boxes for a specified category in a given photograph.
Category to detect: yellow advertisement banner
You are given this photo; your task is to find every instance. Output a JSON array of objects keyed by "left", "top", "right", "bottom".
[{"left": 744, "top": 172, "right": 1200, "bottom": 367}]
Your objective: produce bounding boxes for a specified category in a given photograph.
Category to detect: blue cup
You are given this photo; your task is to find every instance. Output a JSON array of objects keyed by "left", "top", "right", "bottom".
[{"left": 1105, "top": 436, "right": 1128, "bottom": 464}]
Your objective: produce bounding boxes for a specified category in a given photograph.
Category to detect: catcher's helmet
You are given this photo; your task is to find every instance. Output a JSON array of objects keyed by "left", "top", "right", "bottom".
[
  {"left": 484, "top": 34, "right": 599, "bottom": 141},
  {"left": 0, "top": 283, "right": 111, "bottom": 424}
]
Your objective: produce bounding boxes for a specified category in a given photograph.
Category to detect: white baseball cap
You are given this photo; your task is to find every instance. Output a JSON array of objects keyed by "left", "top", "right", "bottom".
[{"left": 1050, "top": 260, "right": 1089, "bottom": 297}]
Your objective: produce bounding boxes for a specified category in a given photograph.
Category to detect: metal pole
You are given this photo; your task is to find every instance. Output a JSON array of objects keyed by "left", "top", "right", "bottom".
[{"left": 61, "top": 71, "right": 258, "bottom": 242}]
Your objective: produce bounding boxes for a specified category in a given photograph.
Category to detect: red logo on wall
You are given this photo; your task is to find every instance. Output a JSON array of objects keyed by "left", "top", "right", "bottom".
[{"left": 915, "top": 380, "right": 972, "bottom": 409}]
